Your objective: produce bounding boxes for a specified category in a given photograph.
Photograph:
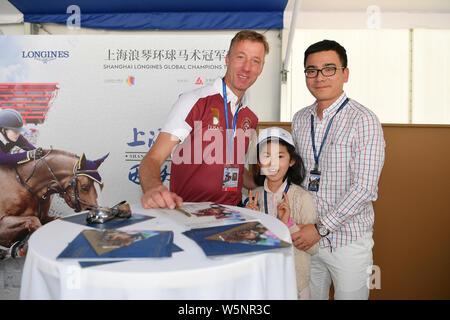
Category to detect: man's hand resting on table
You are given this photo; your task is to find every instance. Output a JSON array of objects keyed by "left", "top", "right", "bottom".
[{"left": 141, "top": 184, "right": 183, "bottom": 210}]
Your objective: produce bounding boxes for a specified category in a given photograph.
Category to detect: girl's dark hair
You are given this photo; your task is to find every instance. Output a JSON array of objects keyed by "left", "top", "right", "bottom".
[{"left": 255, "top": 138, "right": 306, "bottom": 187}]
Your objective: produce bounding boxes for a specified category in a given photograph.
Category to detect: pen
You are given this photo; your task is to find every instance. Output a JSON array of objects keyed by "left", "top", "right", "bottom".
[{"left": 175, "top": 206, "right": 191, "bottom": 217}]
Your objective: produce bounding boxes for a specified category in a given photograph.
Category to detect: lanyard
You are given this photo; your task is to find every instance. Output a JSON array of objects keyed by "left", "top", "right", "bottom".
[
  {"left": 222, "top": 80, "right": 241, "bottom": 161},
  {"left": 311, "top": 98, "right": 349, "bottom": 170},
  {"left": 264, "top": 183, "right": 290, "bottom": 217}
]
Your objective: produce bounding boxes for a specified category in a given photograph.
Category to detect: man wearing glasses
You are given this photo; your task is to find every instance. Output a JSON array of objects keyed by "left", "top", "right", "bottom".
[{"left": 290, "top": 40, "right": 385, "bottom": 300}]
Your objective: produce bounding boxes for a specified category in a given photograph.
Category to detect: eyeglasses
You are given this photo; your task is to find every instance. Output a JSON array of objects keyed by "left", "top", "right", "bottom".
[{"left": 304, "top": 66, "right": 346, "bottom": 78}]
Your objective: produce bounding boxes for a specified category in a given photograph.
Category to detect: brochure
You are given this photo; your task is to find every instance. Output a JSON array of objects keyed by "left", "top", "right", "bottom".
[
  {"left": 163, "top": 202, "right": 253, "bottom": 228},
  {"left": 182, "top": 202, "right": 245, "bottom": 220},
  {"left": 82, "top": 229, "right": 159, "bottom": 255},
  {"left": 183, "top": 221, "right": 291, "bottom": 257},
  {"left": 77, "top": 243, "right": 183, "bottom": 268},
  {"left": 57, "top": 229, "right": 175, "bottom": 261}
]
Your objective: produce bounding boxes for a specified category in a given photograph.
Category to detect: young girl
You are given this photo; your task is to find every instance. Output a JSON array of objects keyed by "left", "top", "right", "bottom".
[{"left": 245, "top": 127, "right": 318, "bottom": 300}]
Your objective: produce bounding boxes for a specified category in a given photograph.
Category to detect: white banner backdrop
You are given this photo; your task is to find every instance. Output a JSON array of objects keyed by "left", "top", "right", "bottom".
[{"left": 0, "top": 35, "right": 231, "bottom": 208}]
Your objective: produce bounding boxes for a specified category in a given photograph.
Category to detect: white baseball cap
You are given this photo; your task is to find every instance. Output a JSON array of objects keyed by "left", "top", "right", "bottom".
[{"left": 257, "top": 127, "right": 295, "bottom": 147}]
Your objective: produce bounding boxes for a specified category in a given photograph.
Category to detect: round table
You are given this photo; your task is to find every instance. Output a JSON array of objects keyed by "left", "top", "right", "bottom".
[{"left": 19, "top": 203, "right": 297, "bottom": 300}]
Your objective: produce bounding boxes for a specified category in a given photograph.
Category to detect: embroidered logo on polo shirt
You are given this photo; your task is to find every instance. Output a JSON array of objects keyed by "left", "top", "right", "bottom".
[
  {"left": 207, "top": 108, "right": 223, "bottom": 131},
  {"left": 241, "top": 117, "right": 252, "bottom": 132},
  {"left": 211, "top": 108, "right": 220, "bottom": 126}
]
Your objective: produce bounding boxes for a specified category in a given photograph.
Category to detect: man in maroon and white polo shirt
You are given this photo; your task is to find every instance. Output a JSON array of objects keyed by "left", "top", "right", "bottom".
[{"left": 139, "top": 30, "right": 269, "bottom": 209}]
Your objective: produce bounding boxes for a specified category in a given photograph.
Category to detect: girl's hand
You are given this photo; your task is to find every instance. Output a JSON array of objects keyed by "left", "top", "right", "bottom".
[
  {"left": 245, "top": 189, "right": 260, "bottom": 211},
  {"left": 277, "top": 192, "right": 291, "bottom": 224}
]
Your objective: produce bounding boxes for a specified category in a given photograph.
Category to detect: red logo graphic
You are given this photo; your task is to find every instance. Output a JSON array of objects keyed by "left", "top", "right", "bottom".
[{"left": 195, "top": 77, "right": 203, "bottom": 85}]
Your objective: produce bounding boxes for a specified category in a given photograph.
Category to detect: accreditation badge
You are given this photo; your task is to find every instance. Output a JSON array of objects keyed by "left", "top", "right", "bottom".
[
  {"left": 222, "top": 165, "right": 239, "bottom": 192},
  {"left": 308, "top": 169, "right": 321, "bottom": 192}
]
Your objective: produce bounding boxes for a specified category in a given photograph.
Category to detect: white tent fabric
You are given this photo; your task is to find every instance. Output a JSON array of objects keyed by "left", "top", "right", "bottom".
[{"left": 0, "top": 0, "right": 23, "bottom": 24}]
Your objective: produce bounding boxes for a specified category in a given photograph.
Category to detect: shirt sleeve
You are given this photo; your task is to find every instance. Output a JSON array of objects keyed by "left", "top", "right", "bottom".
[
  {"left": 291, "top": 113, "right": 299, "bottom": 150},
  {"left": 0, "top": 148, "right": 30, "bottom": 165},
  {"left": 321, "top": 111, "right": 386, "bottom": 232},
  {"left": 161, "top": 92, "right": 197, "bottom": 143},
  {"left": 0, "top": 135, "right": 35, "bottom": 165},
  {"left": 290, "top": 188, "right": 319, "bottom": 255}
]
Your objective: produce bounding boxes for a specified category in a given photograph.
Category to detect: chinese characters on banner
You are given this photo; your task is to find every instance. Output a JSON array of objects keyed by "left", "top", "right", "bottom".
[
  {"left": 125, "top": 127, "right": 170, "bottom": 186},
  {"left": 105, "top": 49, "right": 227, "bottom": 62}
]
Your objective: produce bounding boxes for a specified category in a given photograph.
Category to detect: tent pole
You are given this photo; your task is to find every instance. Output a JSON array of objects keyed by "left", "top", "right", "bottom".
[{"left": 281, "top": 0, "right": 301, "bottom": 83}]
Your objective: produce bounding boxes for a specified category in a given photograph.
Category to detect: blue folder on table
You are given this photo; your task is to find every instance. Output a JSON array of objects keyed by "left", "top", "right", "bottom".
[
  {"left": 183, "top": 222, "right": 290, "bottom": 257},
  {"left": 77, "top": 243, "right": 184, "bottom": 268},
  {"left": 57, "top": 230, "right": 176, "bottom": 261}
]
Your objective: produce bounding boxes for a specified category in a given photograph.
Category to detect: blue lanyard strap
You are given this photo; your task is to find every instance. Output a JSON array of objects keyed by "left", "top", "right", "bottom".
[
  {"left": 222, "top": 80, "right": 241, "bottom": 161},
  {"left": 310, "top": 98, "right": 349, "bottom": 170},
  {"left": 264, "top": 183, "right": 290, "bottom": 216}
]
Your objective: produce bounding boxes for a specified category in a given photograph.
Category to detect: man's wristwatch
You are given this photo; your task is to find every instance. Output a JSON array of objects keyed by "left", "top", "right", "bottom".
[{"left": 314, "top": 222, "right": 330, "bottom": 237}]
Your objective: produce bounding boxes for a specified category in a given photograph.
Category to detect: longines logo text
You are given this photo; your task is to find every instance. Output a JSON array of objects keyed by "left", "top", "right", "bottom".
[{"left": 21, "top": 50, "right": 70, "bottom": 63}]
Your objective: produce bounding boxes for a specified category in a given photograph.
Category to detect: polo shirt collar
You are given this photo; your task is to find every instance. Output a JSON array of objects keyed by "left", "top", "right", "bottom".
[{"left": 214, "top": 77, "right": 249, "bottom": 112}]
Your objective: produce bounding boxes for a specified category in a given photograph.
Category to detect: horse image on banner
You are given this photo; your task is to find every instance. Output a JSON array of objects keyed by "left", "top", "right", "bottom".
[{"left": 0, "top": 149, "right": 108, "bottom": 260}]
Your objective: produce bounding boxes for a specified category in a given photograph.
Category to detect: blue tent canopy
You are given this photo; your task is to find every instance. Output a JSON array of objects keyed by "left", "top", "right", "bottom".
[{"left": 8, "top": 0, "right": 288, "bottom": 30}]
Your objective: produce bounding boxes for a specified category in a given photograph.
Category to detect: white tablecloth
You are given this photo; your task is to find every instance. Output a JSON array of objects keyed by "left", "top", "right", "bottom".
[{"left": 20, "top": 204, "right": 297, "bottom": 300}]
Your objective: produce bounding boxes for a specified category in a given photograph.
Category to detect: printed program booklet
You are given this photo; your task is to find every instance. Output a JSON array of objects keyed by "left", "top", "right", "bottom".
[
  {"left": 164, "top": 202, "right": 253, "bottom": 228},
  {"left": 183, "top": 202, "right": 244, "bottom": 219},
  {"left": 56, "top": 229, "right": 177, "bottom": 261},
  {"left": 183, "top": 221, "right": 291, "bottom": 257}
]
